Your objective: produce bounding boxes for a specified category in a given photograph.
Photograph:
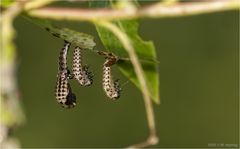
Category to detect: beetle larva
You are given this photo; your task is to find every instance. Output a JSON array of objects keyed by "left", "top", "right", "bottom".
[
  {"left": 72, "top": 46, "right": 93, "bottom": 86},
  {"left": 102, "top": 56, "right": 121, "bottom": 100},
  {"left": 55, "top": 41, "right": 76, "bottom": 108}
]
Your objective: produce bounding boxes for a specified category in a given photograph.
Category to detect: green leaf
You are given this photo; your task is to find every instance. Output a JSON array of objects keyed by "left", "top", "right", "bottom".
[
  {"left": 46, "top": 27, "right": 96, "bottom": 50},
  {"left": 22, "top": 16, "right": 96, "bottom": 50},
  {"left": 90, "top": 1, "right": 160, "bottom": 104}
]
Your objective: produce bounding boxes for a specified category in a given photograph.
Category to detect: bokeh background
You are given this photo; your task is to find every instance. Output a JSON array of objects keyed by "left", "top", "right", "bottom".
[{"left": 12, "top": 1, "right": 238, "bottom": 148}]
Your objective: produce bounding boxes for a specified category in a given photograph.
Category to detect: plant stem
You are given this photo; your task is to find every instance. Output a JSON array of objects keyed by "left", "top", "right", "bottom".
[
  {"left": 97, "top": 21, "right": 158, "bottom": 148},
  {"left": 26, "top": 0, "right": 239, "bottom": 21}
]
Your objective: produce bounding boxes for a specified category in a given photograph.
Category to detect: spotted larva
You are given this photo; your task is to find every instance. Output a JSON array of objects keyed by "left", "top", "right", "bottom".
[
  {"left": 55, "top": 41, "right": 76, "bottom": 108},
  {"left": 102, "top": 57, "right": 121, "bottom": 100},
  {"left": 72, "top": 46, "right": 93, "bottom": 86}
]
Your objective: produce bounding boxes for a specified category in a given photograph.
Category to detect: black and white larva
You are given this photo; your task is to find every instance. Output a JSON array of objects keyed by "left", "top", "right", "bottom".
[
  {"left": 55, "top": 41, "right": 76, "bottom": 108},
  {"left": 72, "top": 46, "right": 93, "bottom": 86},
  {"left": 102, "top": 56, "right": 121, "bottom": 100}
]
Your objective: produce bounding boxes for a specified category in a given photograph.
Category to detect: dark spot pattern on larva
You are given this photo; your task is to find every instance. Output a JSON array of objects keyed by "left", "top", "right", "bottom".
[
  {"left": 72, "top": 46, "right": 93, "bottom": 86},
  {"left": 102, "top": 57, "right": 121, "bottom": 100},
  {"left": 55, "top": 41, "right": 76, "bottom": 108}
]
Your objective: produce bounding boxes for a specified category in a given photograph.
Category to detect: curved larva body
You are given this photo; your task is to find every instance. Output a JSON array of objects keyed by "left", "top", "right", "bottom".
[
  {"left": 103, "top": 60, "right": 121, "bottom": 100},
  {"left": 55, "top": 73, "right": 76, "bottom": 108},
  {"left": 72, "top": 46, "right": 93, "bottom": 86},
  {"left": 55, "top": 41, "right": 76, "bottom": 108}
]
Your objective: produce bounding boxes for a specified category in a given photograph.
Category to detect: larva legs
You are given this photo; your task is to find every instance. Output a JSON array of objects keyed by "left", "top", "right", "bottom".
[{"left": 72, "top": 46, "right": 93, "bottom": 86}]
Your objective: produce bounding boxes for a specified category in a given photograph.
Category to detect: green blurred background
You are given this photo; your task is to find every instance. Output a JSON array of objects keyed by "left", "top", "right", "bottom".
[{"left": 12, "top": 3, "right": 238, "bottom": 148}]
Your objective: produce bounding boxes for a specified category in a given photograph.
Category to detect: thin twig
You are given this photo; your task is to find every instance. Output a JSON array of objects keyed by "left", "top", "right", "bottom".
[
  {"left": 27, "top": 0, "right": 239, "bottom": 21},
  {"left": 97, "top": 21, "right": 158, "bottom": 148}
]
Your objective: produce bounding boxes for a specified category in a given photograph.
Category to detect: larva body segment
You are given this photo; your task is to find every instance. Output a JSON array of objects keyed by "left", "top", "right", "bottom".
[
  {"left": 55, "top": 73, "right": 76, "bottom": 108},
  {"left": 72, "top": 46, "right": 93, "bottom": 86},
  {"left": 103, "top": 59, "right": 121, "bottom": 100},
  {"left": 58, "top": 41, "right": 70, "bottom": 71},
  {"left": 55, "top": 41, "right": 76, "bottom": 108}
]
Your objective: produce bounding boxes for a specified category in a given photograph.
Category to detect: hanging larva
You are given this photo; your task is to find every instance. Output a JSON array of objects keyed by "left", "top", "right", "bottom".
[
  {"left": 72, "top": 46, "right": 93, "bottom": 86},
  {"left": 55, "top": 41, "right": 76, "bottom": 108},
  {"left": 102, "top": 57, "right": 121, "bottom": 100}
]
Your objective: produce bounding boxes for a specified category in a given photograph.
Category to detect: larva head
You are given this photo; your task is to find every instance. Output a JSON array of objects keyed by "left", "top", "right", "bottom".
[
  {"left": 55, "top": 74, "right": 77, "bottom": 108},
  {"left": 56, "top": 90, "right": 77, "bottom": 108},
  {"left": 82, "top": 65, "right": 93, "bottom": 86},
  {"left": 83, "top": 78, "right": 93, "bottom": 86},
  {"left": 63, "top": 92, "right": 77, "bottom": 108},
  {"left": 111, "top": 79, "right": 121, "bottom": 100}
]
